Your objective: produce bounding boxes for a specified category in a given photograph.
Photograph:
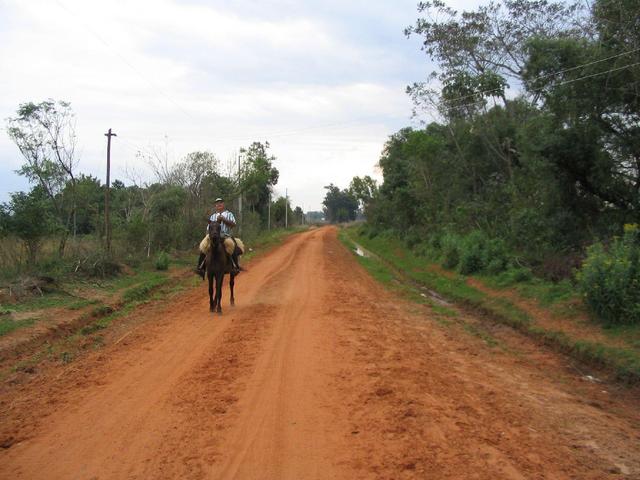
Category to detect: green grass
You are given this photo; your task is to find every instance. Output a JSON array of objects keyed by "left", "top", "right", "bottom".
[
  {"left": 463, "top": 323, "right": 499, "bottom": 347},
  {"left": 431, "top": 304, "right": 459, "bottom": 318},
  {"left": 343, "top": 226, "right": 640, "bottom": 383},
  {"left": 0, "top": 316, "right": 39, "bottom": 336},
  {"left": 121, "top": 276, "right": 170, "bottom": 303},
  {"left": 68, "top": 299, "right": 100, "bottom": 310},
  {"left": 8, "top": 292, "right": 77, "bottom": 312}
]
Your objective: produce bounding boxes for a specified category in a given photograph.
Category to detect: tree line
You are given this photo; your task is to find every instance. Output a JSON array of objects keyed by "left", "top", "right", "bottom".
[
  {"left": 330, "top": 0, "right": 638, "bottom": 283},
  {"left": 1, "top": 101, "right": 303, "bottom": 275}
]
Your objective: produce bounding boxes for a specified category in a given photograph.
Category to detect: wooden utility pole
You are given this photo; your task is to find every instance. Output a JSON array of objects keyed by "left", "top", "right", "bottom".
[
  {"left": 104, "top": 128, "right": 117, "bottom": 253},
  {"left": 237, "top": 153, "right": 242, "bottom": 235},
  {"left": 268, "top": 191, "right": 271, "bottom": 230}
]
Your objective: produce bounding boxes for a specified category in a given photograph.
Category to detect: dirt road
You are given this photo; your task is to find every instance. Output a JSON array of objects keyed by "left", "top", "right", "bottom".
[{"left": 1, "top": 227, "right": 639, "bottom": 479}]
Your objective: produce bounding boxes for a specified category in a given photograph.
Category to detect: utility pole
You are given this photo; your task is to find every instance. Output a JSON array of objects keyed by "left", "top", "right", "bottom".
[
  {"left": 237, "top": 152, "right": 242, "bottom": 235},
  {"left": 268, "top": 191, "right": 271, "bottom": 230},
  {"left": 104, "top": 128, "right": 117, "bottom": 254},
  {"left": 285, "top": 188, "right": 288, "bottom": 229}
]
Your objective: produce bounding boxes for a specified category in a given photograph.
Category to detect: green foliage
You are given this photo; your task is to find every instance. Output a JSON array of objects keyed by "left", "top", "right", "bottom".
[
  {"left": 155, "top": 251, "right": 170, "bottom": 271},
  {"left": 6, "top": 99, "right": 80, "bottom": 256},
  {"left": 122, "top": 276, "right": 168, "bottom": 303},
  {"left": 349, "top": 175, "right": 378, "bottom": 217},
  {"left": 4, "top": 187, "right": 57, "bottom": 263},
  {"left": 0, "top": 316, "right": 38, "bottom": 337},
  {"left": 459, "top": 231, "right": 488, "bottom": 275},
  {"left": 365, "top": 0, "right": 640, "bottom": 294},
  {"left": 578, "top": 225, "right": 640, "bottom": 325},
  {"left": 346, "top": 226, "right": 640, "bottom": 382},
  {"left": 271, "top": 196, "right": 294, "bottom": 228},
  {"left": 441, "top": 233, "right": 461, "bottom": 269},
  {"left": 438, "top": 230, "right": 509, "bottom": 276},
  {"left": 322, "top": 184, "right": 358, "bottom": 223},
  {"left": 240, "top": 141, "right": 279, "bottom": 222}
]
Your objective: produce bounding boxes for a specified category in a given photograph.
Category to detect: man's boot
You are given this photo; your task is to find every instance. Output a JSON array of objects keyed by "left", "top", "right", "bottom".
[
  {"left": 230, "top": 253, "right": 241, "bottom": 274},
  {"left": 195, "top": 253, "right": 206, "bottom": 279}
]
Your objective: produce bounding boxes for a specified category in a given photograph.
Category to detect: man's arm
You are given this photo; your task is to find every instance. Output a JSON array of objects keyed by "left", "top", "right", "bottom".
[{"left": 217, "top": 213, "right": 236, "bottom": 228}]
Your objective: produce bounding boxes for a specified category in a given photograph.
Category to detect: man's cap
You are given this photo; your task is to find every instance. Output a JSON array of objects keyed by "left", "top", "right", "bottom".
[{"left": 215, "top": 197, "right": 224, "bottom": 203}]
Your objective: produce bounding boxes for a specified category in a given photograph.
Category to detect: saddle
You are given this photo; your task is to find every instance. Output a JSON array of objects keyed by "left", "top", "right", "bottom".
[{"left": 199, "top": 235, "right": 245, "bottom": 256}]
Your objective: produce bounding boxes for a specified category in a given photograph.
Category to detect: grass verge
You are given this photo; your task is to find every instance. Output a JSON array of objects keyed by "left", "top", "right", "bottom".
[{"left": 341, "top": 227, "right": 640, "bottom": 383}]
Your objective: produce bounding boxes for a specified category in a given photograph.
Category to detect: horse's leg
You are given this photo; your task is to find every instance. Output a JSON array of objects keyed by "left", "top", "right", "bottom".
[
  {"left": 215, "top": 273, "right": 225, "bottom": 314},
  {"left": 229, "top": 272, "right": 235, "bottom": 306},
  {"left": 208, "top": 273, "right": 215, "bottom": 313}
]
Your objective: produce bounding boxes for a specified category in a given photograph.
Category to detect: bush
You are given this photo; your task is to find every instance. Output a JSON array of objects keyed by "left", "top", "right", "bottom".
[
  {"left": 404, "top": 227, "right": 422, "bottom": 249},
  {"left": 459, "top": 231, "right": 487, "bottom": 275},
  {"left": 413, "top": 242, "right": 431, "bottom": 258},
  {"left": 155, "top": 251, "right": 170, "bottom": 271},
  {"left": 76, "top": 252, "right": 122, "bottom": 278},
  {"left": 441, "top": 233, "right": 461, "bottom": 269},
  {"left": 578, "top": 224, "right": 640, "bottom": 325}
]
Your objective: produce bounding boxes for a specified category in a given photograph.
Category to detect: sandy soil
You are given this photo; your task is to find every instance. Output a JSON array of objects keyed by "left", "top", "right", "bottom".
[{"left": 1, "top": 226, "right": 639, "bottom": 479}]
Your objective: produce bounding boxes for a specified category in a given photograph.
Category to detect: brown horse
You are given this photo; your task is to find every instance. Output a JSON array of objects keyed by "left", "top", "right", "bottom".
[{"left": 206, "top": 222, "right": 236, "bottom": 314}]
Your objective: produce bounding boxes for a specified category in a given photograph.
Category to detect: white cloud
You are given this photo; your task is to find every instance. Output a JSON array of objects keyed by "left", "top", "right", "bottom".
[{"left": 1, "top": 0, "right": 429, "bottom": 209}]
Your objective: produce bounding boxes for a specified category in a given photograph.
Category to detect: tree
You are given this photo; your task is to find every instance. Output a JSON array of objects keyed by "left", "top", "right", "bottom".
[
  {"left": 405, "top": 0, "right": 588, "bottom": 117},
  {"left": 67, "top": 175, "right": 103, "bottom": 235},
  {"left": 4, "top": 187, "right": 57, "bottom": 263},
  {"left": 322, "top": 184, "right": 358, "bottom": 223},
  {"left": 271, "top": 196, "right": 294, "bottom": 228},
  {"left": 149, "top": 185, "right": 188, "bottom": 250},
  {"left": 349, "top": 176, "right": 378, "bottom": 217},
  {"left": 6, "top": 99, "right": 79, "bottom": 255},
  {"left": 293, "top": 206, "right": 304, "bottom": 225},
  {"left": 240, "top": 142, "right": 279, "bottom": 222},
  {"left": 522, "top": 0, "right": 640, "bottom": 214}
]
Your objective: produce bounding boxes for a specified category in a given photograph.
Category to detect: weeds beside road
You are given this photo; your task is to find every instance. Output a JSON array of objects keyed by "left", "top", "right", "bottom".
[{"left": 340, "top": 226, "right": 640, "bottom": 384}]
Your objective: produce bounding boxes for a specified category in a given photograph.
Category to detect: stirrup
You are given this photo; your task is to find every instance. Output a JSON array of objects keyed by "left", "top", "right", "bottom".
[{"left": 194, "top": 267, "right": 205, "bottom": 280}]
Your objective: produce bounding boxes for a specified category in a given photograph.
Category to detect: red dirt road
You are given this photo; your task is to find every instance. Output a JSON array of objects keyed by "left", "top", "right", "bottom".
[{"left": 1, "top": 227, "right": 639, "bottom": 479}]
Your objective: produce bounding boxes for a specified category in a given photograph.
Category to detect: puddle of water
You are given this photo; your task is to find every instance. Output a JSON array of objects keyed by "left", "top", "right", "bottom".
[
  {"left": 422, "top": 288, "right": 451, "bottom": 306},
  {"left": 354, "top": 245, "right": 368, "bottom": 257}
]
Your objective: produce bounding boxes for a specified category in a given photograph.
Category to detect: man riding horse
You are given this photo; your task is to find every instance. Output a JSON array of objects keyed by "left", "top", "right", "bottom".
[{"left": 195, "top": 197, "right": 243, "bottom": 279}]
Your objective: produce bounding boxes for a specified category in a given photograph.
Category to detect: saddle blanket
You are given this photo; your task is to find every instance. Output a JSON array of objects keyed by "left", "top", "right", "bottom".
[{"left": 199, "top": 236, "right": 245, "bottom": 256}]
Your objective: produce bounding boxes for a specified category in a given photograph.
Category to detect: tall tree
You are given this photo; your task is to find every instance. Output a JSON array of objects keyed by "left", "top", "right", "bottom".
[
  {"left": 6, "top": 100, "right": 79, "bottom": 254},
  {"left": 4, "top": 186, "right": 57, "bottom": 263},
  {"left": 240, "top": 142, "right": 279, "bottom": 222},
  {"left": 322, "top": 184, "right": 358, "bottom": 223},
  {"left": 405, "top": 0, "right": 588, "bottom": 117}
]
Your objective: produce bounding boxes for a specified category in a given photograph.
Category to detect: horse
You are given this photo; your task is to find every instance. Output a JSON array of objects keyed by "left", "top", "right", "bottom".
[{"left": 205, "top": 221, "right": 237, "bottom": 314}]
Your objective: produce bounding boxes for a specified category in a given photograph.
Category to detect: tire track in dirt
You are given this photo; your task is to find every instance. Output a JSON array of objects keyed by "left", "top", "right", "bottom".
[{"left": 0, "top": 226, "right": 639, "bottom": 479}]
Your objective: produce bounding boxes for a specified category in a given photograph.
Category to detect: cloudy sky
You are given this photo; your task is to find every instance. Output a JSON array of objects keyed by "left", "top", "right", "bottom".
[{"left": 0, "top": 0, "right": 479, "bottom": 210}]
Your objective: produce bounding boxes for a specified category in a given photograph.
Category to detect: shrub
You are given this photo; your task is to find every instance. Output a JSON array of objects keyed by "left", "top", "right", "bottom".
[
  {"left": 577, "top": 224, "right": 640, "bottom": 325},
  {"left": 404, "top": 227, "right": 423, "bottom": 249},
  {"left": 155, "top": 251, "right": 170, "bottom": 271},
  {"left": 413, "top": 242, "right": 431, "bottom": 258},
  {"left": 74, "top": 252, "right": 122, "bottom": 278},
  {"left": 459, "top": 231, "right": 488, "bottom": 275},
  {"left": 486, "top": 257, "right": 508, "bottom": 275},
  {"left": 441, "top": 233, "right": 461, "bottom": 269}
]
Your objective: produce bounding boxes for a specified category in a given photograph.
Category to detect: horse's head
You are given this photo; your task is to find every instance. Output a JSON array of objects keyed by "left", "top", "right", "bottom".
[{"left": 208, "top": 220, "right": 222, "bottom": 245}]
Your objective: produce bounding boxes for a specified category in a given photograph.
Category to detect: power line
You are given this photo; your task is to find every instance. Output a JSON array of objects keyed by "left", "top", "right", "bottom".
[
  {"left": 53, "top": 0, "right": 199, "bottom": 123},
  {"left": 436, "top": 60, "right": 640, "bottom": 112},
  {"left": 436, "top": 47, "right": 640, "bottom": 107}
]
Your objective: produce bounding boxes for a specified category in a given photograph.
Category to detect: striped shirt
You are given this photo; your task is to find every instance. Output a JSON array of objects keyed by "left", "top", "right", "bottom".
[{"left": 208, "top": 210, "right": 236, "bottom": 236}]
